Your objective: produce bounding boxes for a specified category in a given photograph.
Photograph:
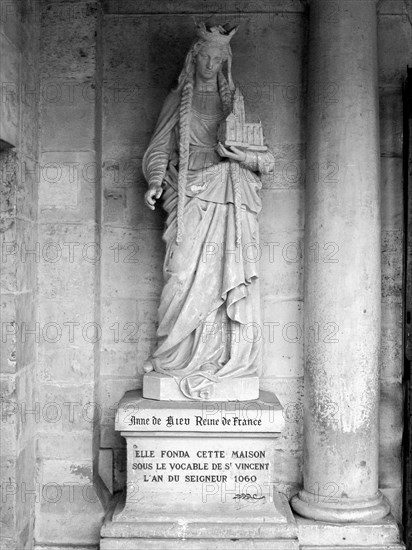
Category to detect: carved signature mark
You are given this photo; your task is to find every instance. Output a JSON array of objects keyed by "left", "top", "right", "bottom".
[{"left": 233, "top": 493, "right": 265, "bottom": 501}]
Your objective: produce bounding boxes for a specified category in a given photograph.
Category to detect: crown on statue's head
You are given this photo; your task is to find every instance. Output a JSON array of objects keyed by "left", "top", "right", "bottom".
[{"left": 195, "top": 21, "right": 238, "bottom": 46}]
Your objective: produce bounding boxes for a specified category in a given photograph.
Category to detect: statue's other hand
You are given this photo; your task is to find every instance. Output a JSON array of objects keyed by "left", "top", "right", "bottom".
[
  {"left": 216, "top": 143, "right": 247, "bottom": 163},
  {"left": 145, "top": 185, "right": 163, "bottom": 210}
]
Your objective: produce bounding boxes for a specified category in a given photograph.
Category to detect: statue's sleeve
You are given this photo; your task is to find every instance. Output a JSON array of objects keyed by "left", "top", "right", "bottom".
[
  {"left": 142, "top": 91, "right": 180, "bottom": 188},
  {"left": 241, "top": 148, "right": 276, "bottom": 174}
]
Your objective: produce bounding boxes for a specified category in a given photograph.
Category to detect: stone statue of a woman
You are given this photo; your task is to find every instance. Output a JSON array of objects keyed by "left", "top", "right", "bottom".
[{"left": 142, "top": 22, "right": 275, "bottom": 400}]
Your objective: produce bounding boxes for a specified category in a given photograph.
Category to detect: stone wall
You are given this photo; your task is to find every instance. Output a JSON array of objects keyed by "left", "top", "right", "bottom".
[
  {"left": 0, "top": 0, "right": 40, "bottom": 548},
  {"left": 35, "top": 0, "right": 107, "bottom": 546}
]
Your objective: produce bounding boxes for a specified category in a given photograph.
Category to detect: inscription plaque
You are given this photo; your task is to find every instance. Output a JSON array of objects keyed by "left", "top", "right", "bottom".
[{"left": 122, "top": 436, "right": 282, "bottom": 521}]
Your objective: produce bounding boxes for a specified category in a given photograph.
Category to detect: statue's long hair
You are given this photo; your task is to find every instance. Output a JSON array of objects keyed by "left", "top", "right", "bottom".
[{"left": 175, "top": 40, "right": 235, "bottom": 244}]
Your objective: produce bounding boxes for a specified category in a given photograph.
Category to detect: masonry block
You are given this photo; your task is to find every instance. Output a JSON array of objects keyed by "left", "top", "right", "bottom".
[
  {"left": 262, "top": 299, "right": 304, "bottom": 378},
  {"left": 380, "top": 301, "right": 403, "bottom": 380},
  {"left": 379, "top": 380, "right": 403, "bottom": 488},
  {"left": 381, "top": 157, "right": 403, "bottom": 231},
  {"left": 378, "top": 14, "right": 412, "bottom": 86},
  {"left": 39, "top": 151, "right": 97, "bottom": 220},
  {"left": 379, "top": 90, "right": 403, "bottom": 157},
  {"left": 260, "top": 376, "right": 304, "bottom": 456},
  {"left": 40, "top": 2, "right": 99, "bottom": 81},
  {"left": 40, "top": 89, "right": 96, "bottom": 151},
  {"left": 101, "top": 226, "right": 164, "bottom": 300},
  {"left": 381, "top": 229, "right": 403, "bottom": 303},
  {"left": 259, "top": 230, "right": 303, "bottom": 301},
  {"left": 0, "top": 32, "right": 19, "bottom": 146}
]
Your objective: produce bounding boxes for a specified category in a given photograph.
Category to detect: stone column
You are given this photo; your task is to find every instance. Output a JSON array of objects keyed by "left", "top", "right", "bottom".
[{"left": 291, "top": 0, "right": 390, "bottom": 522}]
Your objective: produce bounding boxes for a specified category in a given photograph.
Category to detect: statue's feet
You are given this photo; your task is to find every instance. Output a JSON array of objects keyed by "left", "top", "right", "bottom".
[
  {"left": 199, "top": 362, "right": 219, "bottom": 375},
  {"left": 143, "top": 360, "right": 154, "bottom": 373}
]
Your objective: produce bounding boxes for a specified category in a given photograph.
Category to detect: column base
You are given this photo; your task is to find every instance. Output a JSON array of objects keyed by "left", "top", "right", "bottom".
[
  {"left": 296, "top": 513, "right": 405, "bottom": 549},
  {"left": 291, "top": 489, "right": 391, "bottom": 523}
]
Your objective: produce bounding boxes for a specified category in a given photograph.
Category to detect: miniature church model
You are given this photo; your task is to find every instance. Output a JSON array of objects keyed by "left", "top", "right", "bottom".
[{"left": 218, "top": 88, "right": 267, "bottom": 151}]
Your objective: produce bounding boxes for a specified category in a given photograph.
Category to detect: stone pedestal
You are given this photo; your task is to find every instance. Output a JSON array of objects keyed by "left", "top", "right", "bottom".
[
  {"left": 100, "top": 390, "right": 298, "bottom": 549},
  {"left": 297, "top": 516, "right": 406, "bottom": 549}
]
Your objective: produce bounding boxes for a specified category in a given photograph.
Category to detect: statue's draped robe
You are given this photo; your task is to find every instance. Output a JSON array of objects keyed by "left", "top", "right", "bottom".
[{"left": 143, "top": 89, "right": 274, "bottom": 399}]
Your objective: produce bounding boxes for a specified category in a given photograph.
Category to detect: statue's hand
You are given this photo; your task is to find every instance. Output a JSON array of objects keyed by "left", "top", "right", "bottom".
[
  {"left": 216, "top": 143, "right": 247, "bottom": 163},
  {"left": 145, "top": 185, "right": 163, "bottom": 211}
]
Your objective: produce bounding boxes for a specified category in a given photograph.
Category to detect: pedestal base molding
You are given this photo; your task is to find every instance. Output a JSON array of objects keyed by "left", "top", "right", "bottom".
[
  {"left": 101, "top": 494, "right": 299, "bottom": 550},
  {"left": 101, "top": 505, "right": 406, "bottom": 550},
  {"left": 101, "top": 538, "right": 297, "bottom": 549}
]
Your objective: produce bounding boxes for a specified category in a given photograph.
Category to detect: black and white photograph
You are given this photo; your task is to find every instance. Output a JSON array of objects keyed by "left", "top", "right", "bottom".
[{"left": 1, "top": 0, "right": 411, "bottom": 548}]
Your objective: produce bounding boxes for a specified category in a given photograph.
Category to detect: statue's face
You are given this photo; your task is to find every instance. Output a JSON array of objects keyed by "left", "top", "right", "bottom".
[{"left": 195, "top": 44, "right": 224, "bottom": 82}]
